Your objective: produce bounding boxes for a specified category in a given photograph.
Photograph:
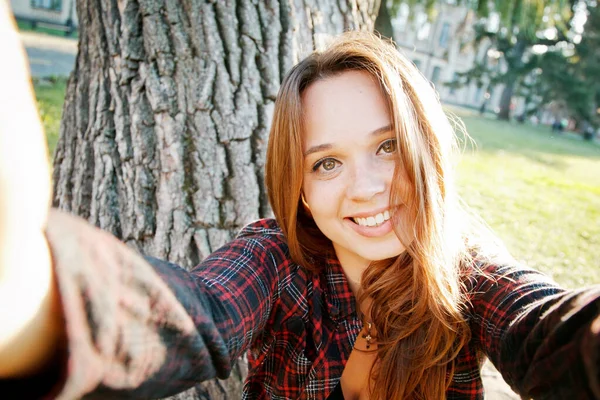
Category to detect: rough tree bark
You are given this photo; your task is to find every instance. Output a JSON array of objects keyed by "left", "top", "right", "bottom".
[
  {"left": 52, "top": 0, "right": 380, "bottom": 398},
  {"left": 374, "top": 0, "right": 392, "bottom": 39}
]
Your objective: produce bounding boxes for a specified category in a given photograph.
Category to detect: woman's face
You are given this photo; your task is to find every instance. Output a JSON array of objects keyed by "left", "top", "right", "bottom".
[{"left": 301, "top": 70, "right": 407, "bottom": 268}]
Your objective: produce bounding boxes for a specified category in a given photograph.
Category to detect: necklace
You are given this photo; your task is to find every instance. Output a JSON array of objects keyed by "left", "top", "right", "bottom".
[
  {"left": 354, "top": 321, "right": 378, "bottom": 352},
  {"left": 362, "top": 322, "right": 375, "bottom": 349}
]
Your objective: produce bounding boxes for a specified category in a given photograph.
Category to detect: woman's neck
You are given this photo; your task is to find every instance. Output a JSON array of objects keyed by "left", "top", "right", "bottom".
[{"left": 333, "top": 244, "right": 371, "bottom": 297}]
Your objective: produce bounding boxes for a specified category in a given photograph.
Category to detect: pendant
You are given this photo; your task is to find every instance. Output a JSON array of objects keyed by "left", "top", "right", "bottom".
[{"left": 362, "top": 322, "right": 374, "bottom": 349}]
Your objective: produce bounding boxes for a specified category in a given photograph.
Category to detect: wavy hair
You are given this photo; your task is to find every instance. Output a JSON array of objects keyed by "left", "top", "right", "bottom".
[{"left": 265, "top": 31, "right": 474, "bottom": 399}]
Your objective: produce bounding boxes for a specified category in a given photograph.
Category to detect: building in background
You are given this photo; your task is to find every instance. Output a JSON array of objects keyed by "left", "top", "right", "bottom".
[
  {"left": 392, "top": 2, "right": 525, "bottom": 116},
  {"left": 8, "top": 0, "right": 78, "bottom": 34}
]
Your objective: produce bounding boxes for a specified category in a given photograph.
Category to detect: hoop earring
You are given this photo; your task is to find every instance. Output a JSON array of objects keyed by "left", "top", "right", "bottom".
[
  {"left": 300, "top": 193, "right": 312, "bottom": 217},
  {"left": 301, "top": 193, "right": 311, "bottom": 210}
]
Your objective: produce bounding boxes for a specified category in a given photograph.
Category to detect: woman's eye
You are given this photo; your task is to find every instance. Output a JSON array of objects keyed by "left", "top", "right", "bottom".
[
  {"left": 377, "top": 139, "right": 397, "bottom": 154},
  {"left": 313, "top": 158, "right": 339, "bottom": 172}
]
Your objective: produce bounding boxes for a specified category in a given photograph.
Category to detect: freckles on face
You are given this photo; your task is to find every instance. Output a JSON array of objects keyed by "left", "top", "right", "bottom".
[{"left": 300, "top": 70, "right": 406, "bottom": 266}]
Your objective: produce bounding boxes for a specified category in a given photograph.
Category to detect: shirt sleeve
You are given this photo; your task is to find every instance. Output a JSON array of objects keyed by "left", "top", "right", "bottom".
[
  {"left": 467, "top": 261, "right": 600, "bottom": 399},
  {"left": 9, "top": 209, "right": 285, "bottom": 399}
]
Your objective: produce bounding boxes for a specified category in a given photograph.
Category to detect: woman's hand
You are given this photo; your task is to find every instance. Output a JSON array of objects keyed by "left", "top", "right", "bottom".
[{"left": 0, "top": 3, "right": 60, "bottom": 377}]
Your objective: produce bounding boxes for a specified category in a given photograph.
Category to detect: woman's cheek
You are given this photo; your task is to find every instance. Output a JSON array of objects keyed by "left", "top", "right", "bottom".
[{"left": 304, "top": 177, "right": 345, "bottom": 217}]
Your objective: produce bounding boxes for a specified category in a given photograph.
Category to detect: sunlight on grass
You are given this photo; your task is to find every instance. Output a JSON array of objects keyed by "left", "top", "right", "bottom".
[
  {"left": 449, "top": 106, "right": 600, "bottom": 288},
  {"left": 16, "top": 19, "right": 78, "bottom": 38}
]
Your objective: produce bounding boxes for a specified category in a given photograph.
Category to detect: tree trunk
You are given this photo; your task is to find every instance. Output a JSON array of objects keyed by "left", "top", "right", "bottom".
[
  {"left": 374, "top": 1, "right": 393, "bottom": 39},
  {"left": 52, "top": 0, "right": 379, "bottom": 398},
  {"left": 497, "top": 79, "right": 515, "bottom": 120},
  {"left": 497, "top": 38, "right": 526, "bottom": 121}
]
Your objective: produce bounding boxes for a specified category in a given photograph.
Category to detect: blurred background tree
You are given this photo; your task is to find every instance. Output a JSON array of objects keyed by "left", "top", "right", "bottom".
[{"left": 378, "top": 0, "right": 581, "bottom": 120}]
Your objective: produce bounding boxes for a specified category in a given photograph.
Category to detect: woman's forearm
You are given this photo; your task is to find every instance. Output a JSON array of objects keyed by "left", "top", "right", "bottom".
[
  {"left": 0, "top": 232, "right": 63, "bottom": 378},
  {"left": 0, "top": 2, "right": 58, "bottom": 378}
]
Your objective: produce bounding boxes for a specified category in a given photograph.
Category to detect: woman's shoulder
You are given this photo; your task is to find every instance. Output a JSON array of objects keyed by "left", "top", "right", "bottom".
[
  {"left": 460, "top": 252, "right": 564, "bottom": 319},
  {"left": 200, "top": 218, "right": 306, "bottom": 281},
  {"left": 237, "top": 218, "right": 285, "bottom": 239},
  {"left": 462, "top": 254, "right": 559, "bottom": 292},
  {"left": 235, "top": 218, "right": 316, "bottom": 284},
  {"left": 232, "top": 218, "right": 292, "bottom": 258}
]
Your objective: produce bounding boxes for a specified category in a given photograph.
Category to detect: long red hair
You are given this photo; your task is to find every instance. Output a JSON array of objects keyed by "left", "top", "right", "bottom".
[{"left": 265, "top": 31, "right": 472, "bottom": 399}]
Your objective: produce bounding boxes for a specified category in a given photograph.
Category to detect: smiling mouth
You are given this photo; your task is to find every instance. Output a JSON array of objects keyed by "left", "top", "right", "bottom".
[{"left": 351, "top": 210, "right": 391, "bottom": 227}]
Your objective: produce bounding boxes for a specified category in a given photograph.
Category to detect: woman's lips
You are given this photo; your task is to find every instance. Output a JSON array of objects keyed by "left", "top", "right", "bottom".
[{"left": 345, "top": 217, "right": 393, "bottom": 238}]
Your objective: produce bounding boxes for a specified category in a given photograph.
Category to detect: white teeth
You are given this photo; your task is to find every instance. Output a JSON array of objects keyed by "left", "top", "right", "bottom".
[{"left": 353, "top": 210, "right": 391, "bottom": 227}]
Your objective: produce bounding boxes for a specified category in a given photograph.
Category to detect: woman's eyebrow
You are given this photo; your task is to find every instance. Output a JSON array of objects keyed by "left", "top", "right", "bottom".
[
  {"left": 303, "top": 124, "right": 393, "bottom": 158},
  {"left": 304, "top": 143, "right": 332, "bottom": 158},
  {"left": 370, "top": 124, "right": 393, "bottom": 137}
]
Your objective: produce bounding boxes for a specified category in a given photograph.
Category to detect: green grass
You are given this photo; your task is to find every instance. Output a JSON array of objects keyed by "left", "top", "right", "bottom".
[
  {"left": 33, "top": 77, "right": 67, "bottom": 158},
  {"left": 32, "top": 80, "right": 599, "bottom": 288},
  {"left": 16, "top": 19, "right": 78, "bottom": 38},
  {"left": 449, "top": 106, "right": 600, "bottom": 288}
]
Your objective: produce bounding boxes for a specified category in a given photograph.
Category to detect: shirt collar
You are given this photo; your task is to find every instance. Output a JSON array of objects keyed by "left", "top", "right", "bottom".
[{"left": 321, "top": 255, "right": 357, "bottom": 321}]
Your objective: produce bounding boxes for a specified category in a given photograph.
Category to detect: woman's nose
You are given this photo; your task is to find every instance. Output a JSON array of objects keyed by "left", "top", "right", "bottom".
[{"left": 346, "top": 160, "right": 387, "bottom": 202}]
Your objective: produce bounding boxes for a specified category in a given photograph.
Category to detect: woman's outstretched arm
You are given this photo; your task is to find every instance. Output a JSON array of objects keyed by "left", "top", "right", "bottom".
[
  {"left": 0, "top": 6, "right": 285, "bottom": 399},
  {"left": 0, "top": 2, "right": 63, "bottom": 379},
  {"left": 467, "top": 261, "right": 600, "bottom": 398}
]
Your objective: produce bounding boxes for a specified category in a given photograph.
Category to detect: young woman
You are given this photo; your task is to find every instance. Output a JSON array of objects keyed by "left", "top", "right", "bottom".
[{"left": 1, "top": 7, "right": 599, "bottom": 398}]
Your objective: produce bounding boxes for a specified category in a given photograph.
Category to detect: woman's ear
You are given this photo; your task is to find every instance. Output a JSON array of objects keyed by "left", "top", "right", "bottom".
[{"left": 301, "top": 193, "right": 312, "bottom": 216}]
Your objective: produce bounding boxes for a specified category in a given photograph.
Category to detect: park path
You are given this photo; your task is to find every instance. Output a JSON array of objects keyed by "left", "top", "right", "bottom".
[
  {"left": 20, "top": 31, "right": 77, "bottom": 77},
  {"left": 482, "top": 360, "right": 520, "bottom": 399}
]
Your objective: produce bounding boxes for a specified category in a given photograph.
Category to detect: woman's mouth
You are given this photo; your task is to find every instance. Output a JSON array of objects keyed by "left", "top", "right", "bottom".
[
  {"left": 351, "top": 210, "right": 391, "bottom": 228},
  {"left": 345, "top": 209, "right": 395, "bottom": 237}
]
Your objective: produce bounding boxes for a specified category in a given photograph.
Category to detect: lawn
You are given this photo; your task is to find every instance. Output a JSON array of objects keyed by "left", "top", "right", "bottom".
[
  {"left": 16, "top": 19, "right": 78, "bottom": 38},
  {"left": 450, "top": 106, "right": 600, "bottom": 288},
  {"left": 33, "top": 77, "right": 67, "bottom": 158},
  {"left": 32, "top": 80, "right": 600, "bottom": 288}
]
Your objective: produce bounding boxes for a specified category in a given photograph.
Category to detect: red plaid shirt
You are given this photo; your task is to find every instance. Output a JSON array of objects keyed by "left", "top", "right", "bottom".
[{"left": 4, "top": 210, "right": 600, "bottom": 399}]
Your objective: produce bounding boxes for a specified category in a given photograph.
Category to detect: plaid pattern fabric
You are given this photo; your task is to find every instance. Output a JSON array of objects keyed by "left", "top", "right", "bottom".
[{"left": 4, "top": 209, "right": 600, "bottom": 399}]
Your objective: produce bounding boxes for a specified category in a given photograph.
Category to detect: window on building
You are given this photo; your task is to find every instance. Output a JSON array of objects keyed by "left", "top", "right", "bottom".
[
  {"left": 450, "top": 72, "right": 459, "bottom": 94},
  {"left": 31, "top": 0, "right": 62, "bottom": 11},
  {"left": 392, "top": 3, "right": 411, "bottom": 33},
  {"left": 474, "top": 87, "right": 483, "bottom": 103},
  {"left": 413, "top": 59, "right": 422, "bottom": 70},
  {"left": 416, "top": 12, "right": 430, "bottom": 41},
  {"left": 439, "top": 23, "right": 451, "bottom": 48},
  {"left": 431, "top": 66, "right": 442, "bottom": 88}
]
